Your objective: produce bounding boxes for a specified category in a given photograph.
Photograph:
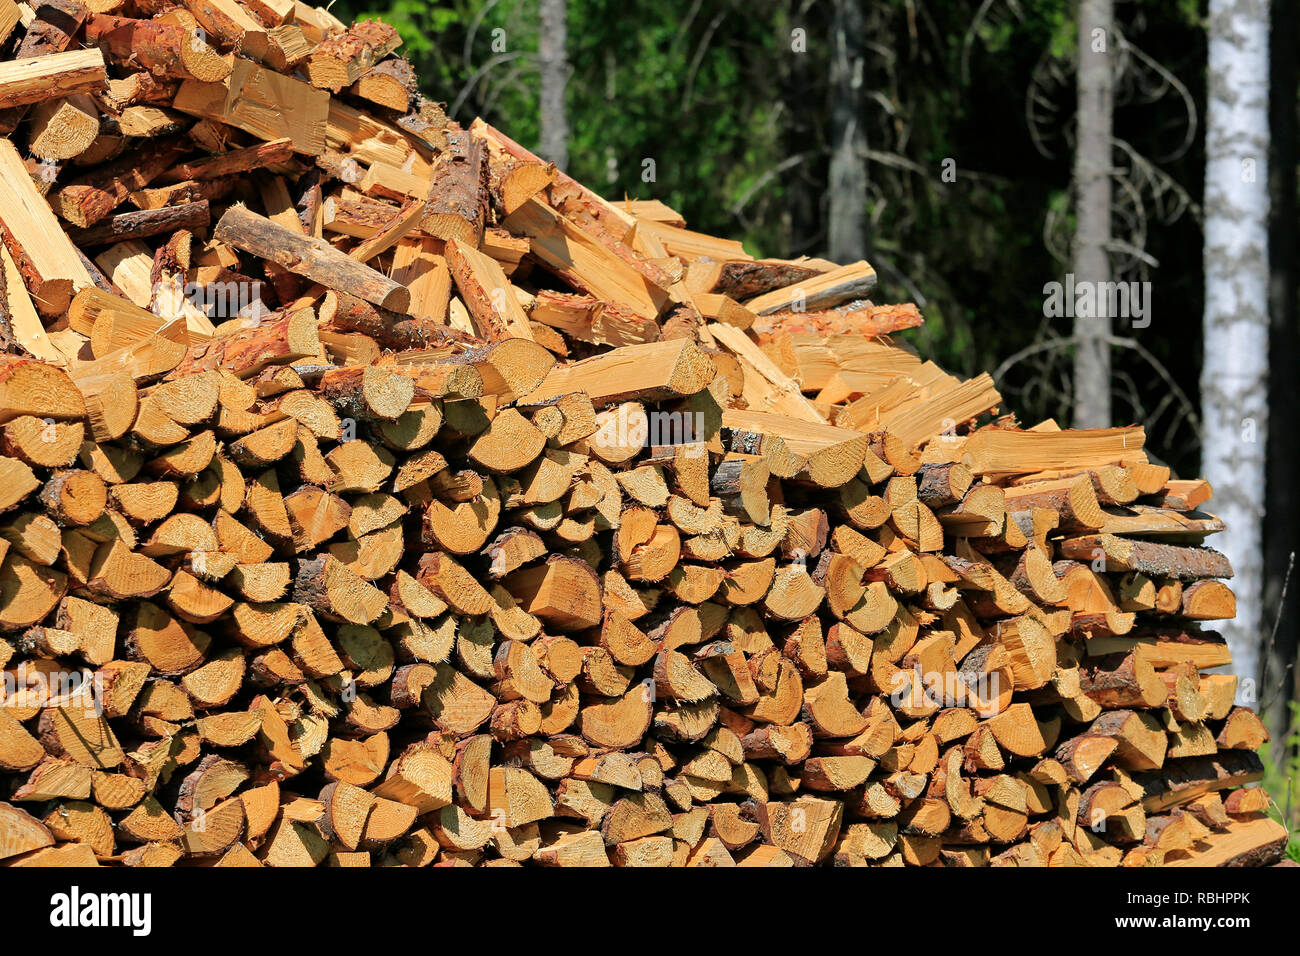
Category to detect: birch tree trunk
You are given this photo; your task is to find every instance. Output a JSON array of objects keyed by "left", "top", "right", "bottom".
[
  {"left": 538, "top": 0, "right": 569, "bottom": 170},
  {"left": 1072, "top": 0, "right": 1113, "bottom": 428},
  {"left": 1203, "top": 0, "right": 1271, "bottom": 693},
  {"left": 827, "top": 0, "right": 867, "bottom": 263}
]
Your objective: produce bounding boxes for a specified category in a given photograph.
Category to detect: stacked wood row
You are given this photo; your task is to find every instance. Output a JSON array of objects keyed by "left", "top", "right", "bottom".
[{"left": 0, "top": 1, "right": 1284, "bottom": 868}]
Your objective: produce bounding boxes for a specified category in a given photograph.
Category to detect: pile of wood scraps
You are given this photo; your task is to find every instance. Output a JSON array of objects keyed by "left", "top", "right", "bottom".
[{"left": 0, "top": 1, "right": 1285, "bottom": 868}]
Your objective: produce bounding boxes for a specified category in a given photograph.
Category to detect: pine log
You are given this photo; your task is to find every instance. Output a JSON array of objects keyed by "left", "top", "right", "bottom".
[
  {"left": 214, "top": 205, "right": 410, "bottom": 312},
  {"left": 0, "top": 48, "right": 107, "bottom": 111},
  {"left": 418, "top": 128, "right": 487, "bottom": 248},
  {"left": 84, "top": 14, "right": 231, "bottom": 83},
  {"left": 1059, "top": 534, "right": 1234, "bottom": 581}
]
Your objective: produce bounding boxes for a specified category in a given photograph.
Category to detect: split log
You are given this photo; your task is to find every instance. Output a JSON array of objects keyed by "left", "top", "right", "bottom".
[
  {"left": 0, "top": 48, "right": 107, "bottom": 111},
  {"left": 0, "top": 139, "right": 96, "bottom": 315}
]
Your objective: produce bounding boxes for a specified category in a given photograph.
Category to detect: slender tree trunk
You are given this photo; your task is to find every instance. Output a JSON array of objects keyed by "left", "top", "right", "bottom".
[
  {"left": 1072, "top": 0, "right": 1114, "bottom": 428},
  {"left": 538, "top": 0, "right": 569, "bottom": 170},
  {"left": 1263, "top": 0, "right": 1296, "bottom": 738},
  {"left": 827, "top": 0, "right": 867, "bottom": 263},
  {"left": 778, "top": 2, "right": 819, "bottom": 255},
  {"left": 1203, "top": 0, "right": 1271, "bottom": 695}
]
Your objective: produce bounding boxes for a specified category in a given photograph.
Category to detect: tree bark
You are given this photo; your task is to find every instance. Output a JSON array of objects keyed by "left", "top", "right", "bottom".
[
  {"left": 1072, "top": 0, "right": 1114, "bottom": 429},
  {"left": 213, "top": 205, "right": 410, "bottom": 312},
  {"left": 537, "top": 0, "right": 569, "bottom": 171},
  {"left": 827, "top": 0, "right": 867, "bottom": 263},
  {"left": 1202, "top": 0, "right": 1271, "bottom": 693},
  {"left": 1263, "top": 0, "right": 1296, "bottom": 740},
  {"left": 778, "top": 2, "right": 819, "bottom": 256}
]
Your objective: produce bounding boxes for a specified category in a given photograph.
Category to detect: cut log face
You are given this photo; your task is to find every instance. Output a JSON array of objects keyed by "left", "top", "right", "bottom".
[
  {"left": 0, "top": 802, "right": 55, "bottom": 860},
  {"left": 578, "top": 687, "right": 654, "bottom": 750},
  {"left": 0, "top": 6, "right": 1268, "bottom": 870}
]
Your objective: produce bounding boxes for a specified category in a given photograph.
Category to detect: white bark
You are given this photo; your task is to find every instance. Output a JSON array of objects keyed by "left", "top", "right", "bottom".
[
  {"left": 827, "top": 0, "right": 867, "bottom": 263},
  {"left": 1072, "top": 0, "right": 1113, "bottom": 428},
  {"left": 538, "top": 0, "right": 569, "bottom": 170},
  {"left": 1203, "top": 0, "right": 1271, "bottom": 692}
]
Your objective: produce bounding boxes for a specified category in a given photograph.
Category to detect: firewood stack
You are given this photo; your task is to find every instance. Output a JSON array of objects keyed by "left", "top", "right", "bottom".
[{"left": 0, "top": 2, "right": 1284, "bottom": 869}]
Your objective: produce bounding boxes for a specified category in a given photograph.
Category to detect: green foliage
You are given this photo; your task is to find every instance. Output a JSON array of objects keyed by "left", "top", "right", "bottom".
[
  {"left": 1261, "top": 702, "right": 1300, "bottom": 860},
  {"left": 561, "top": 0, "right": 783, "bottom": 255},
  {"left": 335, "top": 0, "right": 781, "bottom": 247}
]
